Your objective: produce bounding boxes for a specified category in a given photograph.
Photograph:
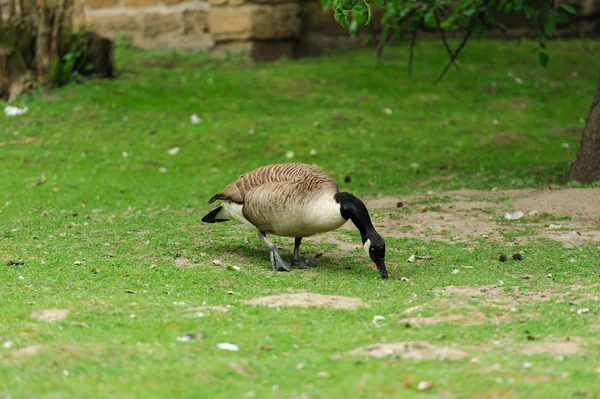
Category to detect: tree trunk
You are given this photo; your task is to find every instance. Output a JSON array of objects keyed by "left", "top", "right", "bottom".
[
  {"left": 571, "top": 80, "right": 600, "bottom": 184},
  {"left": 0, "top": 27, "right": 35, "bottom": 101}
]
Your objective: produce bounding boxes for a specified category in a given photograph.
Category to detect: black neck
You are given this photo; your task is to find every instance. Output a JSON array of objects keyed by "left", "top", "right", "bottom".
[{"left": 335, "top": 192, "right": 376, "bottom": 241}]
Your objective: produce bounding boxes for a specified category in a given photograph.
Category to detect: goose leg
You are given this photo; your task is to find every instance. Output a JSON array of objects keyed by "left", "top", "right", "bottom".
[
  {"left": 258, "top": 232, "right": 290, "bottom": 272},
  {"left": 291, "top": 237, "right": 317, "bottom": 269}
]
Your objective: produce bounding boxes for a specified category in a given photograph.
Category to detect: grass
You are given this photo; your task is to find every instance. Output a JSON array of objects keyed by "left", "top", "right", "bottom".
[{"left": 1, "top": 39, "right": 600, "bottom": 398}]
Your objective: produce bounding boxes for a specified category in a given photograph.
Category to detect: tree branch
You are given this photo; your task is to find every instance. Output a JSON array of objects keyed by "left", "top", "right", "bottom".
[
  {"left": 435, "top": 13, "right": 459, "bottom": 71},
  {"left": 376, "top": 29, "right": 391, "bottom": 64},
  {"left": 377, "top": 9, "right": 417, "bottom": 65},
  {"left": 435, "top": 29, "right": 472, "bottom": 84},
  {"left": 408, "top": 28, "right": 418, "bottom": 76},
  {"left": 369, "top": 22, "right": 379, "bottom": 47}
]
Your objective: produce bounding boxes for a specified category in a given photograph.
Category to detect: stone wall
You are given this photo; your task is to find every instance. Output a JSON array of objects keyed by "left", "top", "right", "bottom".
[
  {"left": 2, "top": 0, "right": 596, "bottom": 60},
  {"left": 74, "top": 0, "right": 302, "bottom": 59}
]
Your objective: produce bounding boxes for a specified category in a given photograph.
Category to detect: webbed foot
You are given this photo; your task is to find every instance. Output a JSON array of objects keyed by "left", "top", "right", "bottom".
[
  {"left": 271, "top": 250, "right": 291, "bottom": 272},
  {"left": 291, "top": 259, "right": 317, "bottom": 269}
]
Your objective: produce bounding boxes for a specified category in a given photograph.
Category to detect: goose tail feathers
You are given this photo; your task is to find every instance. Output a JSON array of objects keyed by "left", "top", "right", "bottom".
[{"left": 201, "top": 206, "right": 230, "bottom": 223}]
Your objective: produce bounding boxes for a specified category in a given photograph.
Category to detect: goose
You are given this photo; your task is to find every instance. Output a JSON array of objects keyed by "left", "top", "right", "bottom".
[{"left": 201, "top": 163, "right": 388, "bottom": 278}]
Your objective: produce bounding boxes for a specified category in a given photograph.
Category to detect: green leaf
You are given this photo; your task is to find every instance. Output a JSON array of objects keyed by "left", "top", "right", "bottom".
[
  {"left": 544, "top": 13, "right": 556, "bottom": 37},
  {"left": 365, "top": 0, "right": 373, "bottom": 24},
  {"left": 349, "top": 20, "right": 359, "bottom": 36},
  {"left": 371, "top": 0, "right": 384, "bottom": 7},
  {"left": 559, "top": 3, "right": 577, "bottom": 14},
  {"left": 340, "top": 16, "right": 350, "bottom": 29},
  {"left": 555, "top": 11, "right": 569, "bottom": 24},
  {"left": 538, "top": 51, "right": 549, "bottom": 67}
]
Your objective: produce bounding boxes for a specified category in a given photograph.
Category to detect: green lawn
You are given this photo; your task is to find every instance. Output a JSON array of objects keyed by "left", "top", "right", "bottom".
[{"left": 1, "top": 39, "right": 599, "bottom": 399}]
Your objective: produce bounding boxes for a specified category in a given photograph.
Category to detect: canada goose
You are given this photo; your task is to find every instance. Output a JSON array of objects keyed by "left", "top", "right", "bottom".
[{"left": 201, "top": 163, "right": 388, "bottom": 278}]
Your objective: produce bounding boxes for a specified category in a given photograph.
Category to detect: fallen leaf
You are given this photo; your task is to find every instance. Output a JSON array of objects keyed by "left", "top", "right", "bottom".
[
  {"left": 417, "top": 381, "right": 434, "bottom": 391},
  {"left": 70, "top": 321, "right": 89, "bottom": 328},
  {"left": 35, "top": 175, "right": 46, "bottom": 186},
  {"left": 406, "top": 255, "right": 416, "bottom": 263},
  {"left": 504, "top": 211, "right": 524, "bottom": 220},
  {"left": 415, "top": 255, "right": 433, "bottom": 260},
  {"left": 6, "top": 260, "right": 25, "bottom": 266}
]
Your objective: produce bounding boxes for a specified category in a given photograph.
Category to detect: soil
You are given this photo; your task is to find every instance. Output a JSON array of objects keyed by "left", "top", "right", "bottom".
[
  {"left": 30, "top": 309, "right": 69, "bottom": 323},
  {"left": 354, "top": 188, "right": 600, "bottom": 247},
  {"left": 243, "top": 293, "right": 368, "bottom": 310},
  {"left": 349, "top": 341, "right": 467, "bottom": 361},
  {"left": 519, "top": 338, "right": 585, "bottom": 356}
]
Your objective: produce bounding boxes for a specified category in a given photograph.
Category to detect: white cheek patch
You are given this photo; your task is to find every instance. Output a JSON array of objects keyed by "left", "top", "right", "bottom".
[{"left": 363, "top": 239, "right": 371, "bottom": 256}]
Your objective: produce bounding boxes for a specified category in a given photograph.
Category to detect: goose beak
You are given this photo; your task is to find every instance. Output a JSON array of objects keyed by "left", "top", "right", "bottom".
[{"left": 375, "top": 259, "right": 388, "bottom": 279}]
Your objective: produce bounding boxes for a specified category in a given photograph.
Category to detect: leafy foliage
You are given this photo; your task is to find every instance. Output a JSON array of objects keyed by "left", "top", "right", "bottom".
[
  {"left": 49, "top": 27, "right": 94, "bottom": 87},
  {"left": 323, "top": 0, "right": 578, "bottom": 81}
]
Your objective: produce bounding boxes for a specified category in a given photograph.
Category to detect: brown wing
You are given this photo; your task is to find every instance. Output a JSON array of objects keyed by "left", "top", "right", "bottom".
[{"left": 208, "top": 163, "right": 338, "bottom": 204}]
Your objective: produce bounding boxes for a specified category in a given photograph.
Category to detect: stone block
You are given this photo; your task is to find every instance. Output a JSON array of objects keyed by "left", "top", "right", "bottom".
[
  {"left": 124, "top": 0, "right": 158, "bottom": 7},
  {"left": 183, "top": 10, "right": 209, "bottom": 35},
  {"left": 74, "top": 14, "right": 105, "bottom": 30},
  {"left": 208, "top": 6, "right": 256, "bottom": 40},
  {"left": 85, "top": 0, "right": 119, "bottom": 9},
  {"left": 212, "top": 40, "right": 295, "bottom": 61},
  {"left": 137, "top": 34, "right": 215, "bottom": 50},
  {"left": 208, "top": 4, "right": 300, "bottom": 41},
  {"left": 273, "top": 3, "right": 301, "bottom": 38},
  {"left": 104, "top": 14, "right": 141, "bottom": 33},
  {"left": 143, "top": 13, "right": 181, "bottom": 38}
]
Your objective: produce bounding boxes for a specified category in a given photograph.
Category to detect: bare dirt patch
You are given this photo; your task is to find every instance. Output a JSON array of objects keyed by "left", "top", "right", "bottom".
[
  {"left": 434, "top": 284, "right": 598, "bottom": 306},
  {"left": 362, "top": 188, "right": 600, "bottom": 247},
  {"left": 11, "top": 344, "right": 46, "bottom": 358},
  {"left": 349, "top": 341, "right": 466, "bottom": 361},
  {"left": 30, "top": 309, "right": 69, "bottom": 323},
  {"left": 519, "top": 338, "right": 585, "bottom": 356},
  {"left": 243, "top": 293, "right": 367, "bottom": 310},
  {"left": 511, "top": 189, "right": 599, "bottom": 220},
  {"left": 399, "top": 310, "right": 540, "bottom": 328}
]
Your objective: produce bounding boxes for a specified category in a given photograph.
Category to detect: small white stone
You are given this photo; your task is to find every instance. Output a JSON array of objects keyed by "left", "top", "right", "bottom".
[
  {"left": 285, "top": 151, "right": 295, "bottom": 159},
  {"left": 310, "top": 148, "right": 317, "bottom": 156},
  {"left": 492, "top": 119, "right": 499, "bottom": 125},
  {"left": 576, "top": 308, "right": 590, "bottom": 315},
  {"left": 217, "top": 342, "right": 239, "bottom": 351},
  {"left": 121, "top": 151, "right": 128, "bottom": 158},
  {"left": 383, "top": 108, "right": 393, "bottom": 115},
  {"left": 168, "top": 147, "right": 180, "bottom": 156},
  {"left": 191, "top": 114, "right": 201, "bottom": 124},
  {"left": 159, "top": 167, "right": 167, "bottom": 173}
]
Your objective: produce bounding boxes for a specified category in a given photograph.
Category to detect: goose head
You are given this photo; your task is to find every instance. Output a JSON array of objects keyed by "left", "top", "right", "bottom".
[
  {"left": 363, "top": 233, "right": 387, "bottom": 278},
  {"left": 336, "top": 192, "right": 388, "bottom": 279}
]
